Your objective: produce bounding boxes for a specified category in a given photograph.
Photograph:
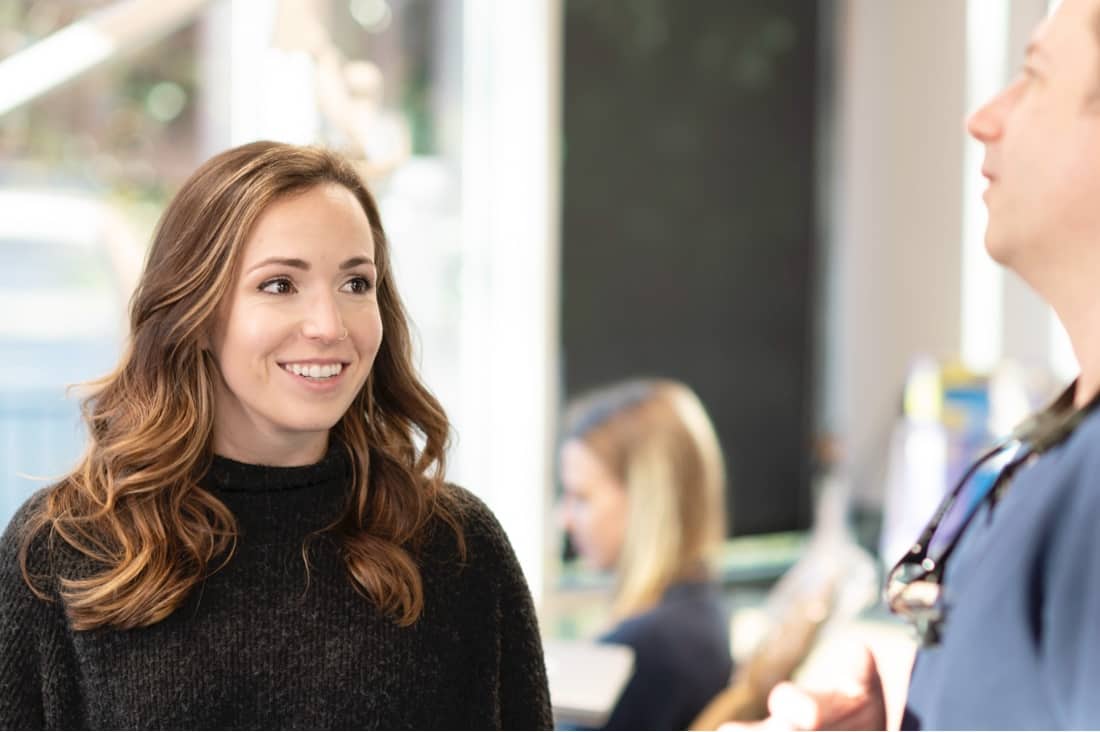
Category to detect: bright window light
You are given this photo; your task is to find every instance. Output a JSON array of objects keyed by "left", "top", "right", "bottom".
[
  {"left": 0, "top": 23, "right": 114, "bottom": 117},
  {"left": 960, "top": 0, "right": 1010, "bottom": 372}
]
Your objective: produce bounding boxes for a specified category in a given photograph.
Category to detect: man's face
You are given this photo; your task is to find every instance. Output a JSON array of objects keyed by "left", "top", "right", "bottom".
[{"left": 967, "top": 0, "right": 1100, "bottom": 275}]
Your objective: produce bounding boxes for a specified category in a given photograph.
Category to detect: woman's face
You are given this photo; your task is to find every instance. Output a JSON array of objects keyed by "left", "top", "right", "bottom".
[
  {"left": 558, "top": 439, "right": 628, "bottom": 571},
  {"left": 209, "top": 183, "right": 383, "bottom": 465}
]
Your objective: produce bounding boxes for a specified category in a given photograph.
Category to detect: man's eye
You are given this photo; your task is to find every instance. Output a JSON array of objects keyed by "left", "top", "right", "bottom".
[
  {"left": 342, "top": 276, "right": 374, "bottom": 294},
  {"left": 259, "top": 277, "right": 295, "bottom": 294}
]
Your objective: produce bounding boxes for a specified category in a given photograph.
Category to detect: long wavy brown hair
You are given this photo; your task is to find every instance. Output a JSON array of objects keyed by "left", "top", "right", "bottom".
[{"left": 20, "top": 141, "right": 463, "bottom": 631}]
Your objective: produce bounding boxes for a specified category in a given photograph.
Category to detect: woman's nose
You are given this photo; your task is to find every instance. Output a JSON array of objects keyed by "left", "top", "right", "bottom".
[
  {"left": 556, "top": 501, "right": 575, "bottom": 532},
  {"left": 301, "top": 294, "right": 346, "bottom": 342}
]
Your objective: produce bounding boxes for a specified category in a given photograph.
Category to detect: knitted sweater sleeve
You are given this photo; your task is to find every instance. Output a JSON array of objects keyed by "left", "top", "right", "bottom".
[
  {"left": 0, "top": 491, "right": 80, "bottom": 730},
  {"left": 456, "top": 489, "right": 553, "bottom": 730},
  {"left": 1, "top": 493, "right": 49, "bottom": 729},
  {"left": 495, "top": 531, "right": 553, "bottom": 730}
]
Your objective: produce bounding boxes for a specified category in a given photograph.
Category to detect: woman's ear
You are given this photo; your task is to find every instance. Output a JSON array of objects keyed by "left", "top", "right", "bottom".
[{"left": 201, "top": 310, "right": 224, "bottom": 354}]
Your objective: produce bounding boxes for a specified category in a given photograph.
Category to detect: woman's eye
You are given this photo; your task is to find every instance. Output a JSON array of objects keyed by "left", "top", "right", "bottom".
[
  {"left": 259, "top": 277, "right": 295, "bottom": 295},
  {"left": 342, "top": 276, "right": 374, "bottom": 294}
]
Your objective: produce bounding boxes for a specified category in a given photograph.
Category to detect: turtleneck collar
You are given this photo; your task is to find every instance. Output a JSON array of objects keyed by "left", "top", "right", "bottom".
[
  {"left": 199, "top": 440, "right": 352, "bottom": 545},
  {"left": 203, "top": 439, "right": 350, "bottom": 494}
]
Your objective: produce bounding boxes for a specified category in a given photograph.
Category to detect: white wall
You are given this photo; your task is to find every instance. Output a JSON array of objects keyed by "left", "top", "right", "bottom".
[{"left": 822, "top": 0, "right": 967, "bottom": 500}]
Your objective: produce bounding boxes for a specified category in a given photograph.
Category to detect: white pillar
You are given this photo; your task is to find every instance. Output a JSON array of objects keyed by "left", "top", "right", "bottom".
[
  {"left": 458, "top": 0, "right": 562, "bottom": 606},
  {"left": 198, "top": 0, "right": 316, "bottom": 156}
]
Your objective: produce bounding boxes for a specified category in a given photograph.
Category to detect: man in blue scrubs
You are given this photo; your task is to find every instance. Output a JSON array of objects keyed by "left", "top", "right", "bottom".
[{"left": 727, "top": 0, "right": 1100, "bottom": 728}]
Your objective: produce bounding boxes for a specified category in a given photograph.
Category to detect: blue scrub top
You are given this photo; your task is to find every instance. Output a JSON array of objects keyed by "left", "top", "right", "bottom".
[{"left": 904, "top": 407, "right": 1100, "bottom": 729}]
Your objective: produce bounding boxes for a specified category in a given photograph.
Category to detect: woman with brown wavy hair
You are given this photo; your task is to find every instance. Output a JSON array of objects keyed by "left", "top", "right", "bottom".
[{"left": 0, "top": 141, "right": 551, "bottom": 729}]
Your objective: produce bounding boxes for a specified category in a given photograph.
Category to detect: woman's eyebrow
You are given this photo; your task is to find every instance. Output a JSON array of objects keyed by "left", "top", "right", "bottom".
[
  {"left": 339, "top": 256, "right": 375, "bottom": 270},
  {"left": 246, "top": 256, "right": 309, "bottom": 273},
  {"left": 245, "top": 256, "right": 375, "bottom": 274}
]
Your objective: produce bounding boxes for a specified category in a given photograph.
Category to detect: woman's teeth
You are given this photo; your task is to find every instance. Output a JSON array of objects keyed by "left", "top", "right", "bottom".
[{"left": 283, "top": 363, "right": 343, "bottom": 379}]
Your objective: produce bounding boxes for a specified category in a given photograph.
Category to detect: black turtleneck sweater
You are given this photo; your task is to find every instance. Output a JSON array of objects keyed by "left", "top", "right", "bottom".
[{"left": 0, "top": 447, "right": 552, "bottom": 729}]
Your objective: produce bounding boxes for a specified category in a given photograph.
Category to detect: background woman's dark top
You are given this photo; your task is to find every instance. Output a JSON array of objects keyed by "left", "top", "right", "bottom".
[
  {"left": 599, "top": 581, "right": 732, "bottom": 730},
  {"left": 0, "top": 446, "right": 552, "bottom": 729}
]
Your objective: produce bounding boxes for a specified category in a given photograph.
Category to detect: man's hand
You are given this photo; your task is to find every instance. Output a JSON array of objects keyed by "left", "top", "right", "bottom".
[{"left": 718, "top": 646, "right": 887, "bottom": 731}]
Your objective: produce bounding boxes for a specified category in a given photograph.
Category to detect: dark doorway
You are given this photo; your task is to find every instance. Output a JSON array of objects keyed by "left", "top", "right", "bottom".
[{"left": 561, "top": 0, "right": 820, "bottom": 536}]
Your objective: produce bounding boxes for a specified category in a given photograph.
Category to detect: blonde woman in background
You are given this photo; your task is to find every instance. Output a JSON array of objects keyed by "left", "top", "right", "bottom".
[{"left": 558, "top": 379, "right": 733, "bottom": 730}]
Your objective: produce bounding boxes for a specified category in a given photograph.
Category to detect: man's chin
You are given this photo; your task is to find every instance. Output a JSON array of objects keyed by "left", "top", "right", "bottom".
[{"left": 983, "top": 230, "right": 1015, "bottom": 266}]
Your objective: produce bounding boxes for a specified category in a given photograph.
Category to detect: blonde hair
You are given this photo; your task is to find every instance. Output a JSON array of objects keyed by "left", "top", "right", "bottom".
[
  {"left": 20, "top": 141, "right": 463, "bottom": 630},
  {"left": 563, "top": 379, "right": 727, "bottom": 618}
]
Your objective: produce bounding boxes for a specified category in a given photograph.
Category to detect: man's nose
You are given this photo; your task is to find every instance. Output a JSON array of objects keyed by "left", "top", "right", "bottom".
[{"left": 966, "top": 84, "right": 1012, "bottom": 143}]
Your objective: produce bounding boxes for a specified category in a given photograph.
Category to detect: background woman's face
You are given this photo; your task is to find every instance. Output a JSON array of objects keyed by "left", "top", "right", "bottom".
[
  {"left": 558, "top": 439, "right": 628, "bottom": 571},
  {"left": 209, "top": 183, "right": 383, "bottom": 464}
]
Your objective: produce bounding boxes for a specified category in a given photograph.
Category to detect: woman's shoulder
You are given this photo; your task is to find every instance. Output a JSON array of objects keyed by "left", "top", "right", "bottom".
[
  {"left": 601, "top": 603, "right": 668, "bottom": 647},
  {"left": 438, "top": 483, "right": 502, "bottom": 535},
  {"left": 1, "top": 488, "right": 52, "bottom": 554},
  {"left": 429, "top": 484, "right": 524, "bottom": 575},
  {"left": 603, "top": 581, "right": 727, "bottom": 645},
  {"left": 0, "top": 487, "right": 56, "bottom": 596}
]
